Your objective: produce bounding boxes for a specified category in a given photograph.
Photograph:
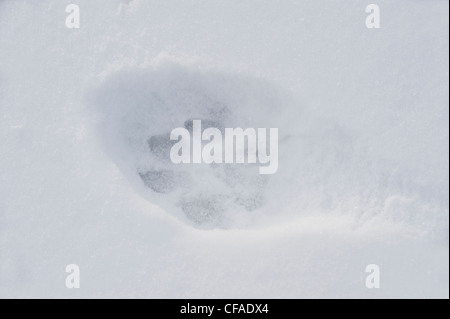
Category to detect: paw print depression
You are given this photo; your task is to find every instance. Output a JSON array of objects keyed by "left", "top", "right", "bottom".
[{"left": 88, "top": 64, "right": 294, "bottom": 229}]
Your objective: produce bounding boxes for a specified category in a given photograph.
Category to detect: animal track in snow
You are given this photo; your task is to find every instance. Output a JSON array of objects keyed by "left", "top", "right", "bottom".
[{"left": 89, "top": 64, "right": 290, "bottom": 228}]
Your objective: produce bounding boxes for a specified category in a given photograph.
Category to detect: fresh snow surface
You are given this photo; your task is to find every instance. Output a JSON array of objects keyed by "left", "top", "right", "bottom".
[{"left": 0, "top": 0, "right": 448, "bottom": 298}]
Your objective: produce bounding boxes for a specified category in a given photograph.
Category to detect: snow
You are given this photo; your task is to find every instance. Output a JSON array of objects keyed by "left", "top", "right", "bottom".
[{"left": 0, "top": 0, "right": 448, "bottom": 298}]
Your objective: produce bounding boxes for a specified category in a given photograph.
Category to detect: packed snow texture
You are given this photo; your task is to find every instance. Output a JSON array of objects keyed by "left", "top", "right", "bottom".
[{"left": 0, "top": 0, "right": 448, "bottom": 298}]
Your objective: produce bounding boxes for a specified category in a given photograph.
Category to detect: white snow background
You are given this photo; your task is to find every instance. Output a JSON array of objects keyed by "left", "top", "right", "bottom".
[{"left": 0, "top": 0, "right": 448, "bottom": 298}]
